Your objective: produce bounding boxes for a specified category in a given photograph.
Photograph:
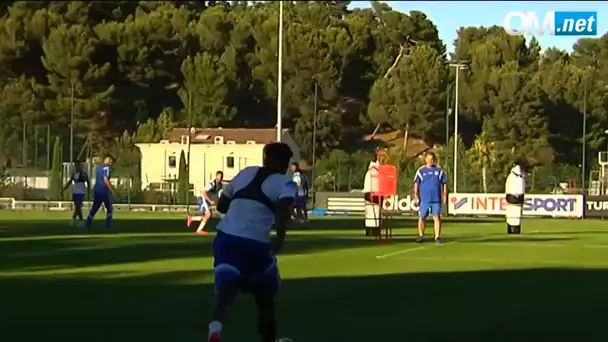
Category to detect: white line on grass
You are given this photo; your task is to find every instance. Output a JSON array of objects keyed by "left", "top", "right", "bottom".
[
  {"left": 375, "top": 235, "right": 490, "bottom": 259},
  {"left": 374, "top": 236, "right": 608, "bottom": 260},
  {"left": 375, "top": 241, "right": 459, "bottom": 259},
  {"left": 394, "top": 255, "right": 608, "bottom": 267},
  {"left": 375, "top": 245, "right": 430, "bottom": 259},
  {"left": 477, "top": 242, "right": 608, "bottom": 249},
  {"left": 479, "top": 242, "right": 566, "bottom": 248},
  {"left": 583, "top": 244, "right": 608, "bottom": 249}
]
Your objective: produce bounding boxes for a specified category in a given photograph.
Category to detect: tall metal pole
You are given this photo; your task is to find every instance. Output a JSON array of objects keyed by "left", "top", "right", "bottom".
[
  {"left": 453, "top": 68, "right": 460, "bottom": 193},
  {"left": 582, "top": 82, "right": 587, "bottom": 193},
  {"left": 34, "top": 126, "right": 38, "bottom": 167},
  {"left": 445, "top": 83, "right": 452, "bottom": 170},
  {"left": 187, "top": 90, "right": 192, "bottom": 212},
  {"left": 276, "top": 1, "right": 284, "bottom": 142},
  {"left": 70, "top": 83, "right": 75, "bottom": 165},
  {"left": 22, "top": 122, "right": 26, "bottom": 166},
  {"left": 46, "top": 124, "right": 50, "bottom": 169},
  {"left": 311, "top": 80, "right": 318, "bottom": 206}
]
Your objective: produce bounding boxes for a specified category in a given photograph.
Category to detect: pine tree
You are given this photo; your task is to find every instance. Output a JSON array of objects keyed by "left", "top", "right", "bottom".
[
  {"left": 49, "top": 137, "right": 63, "bottom": 200},
  {"left": 177, "top": 150, "right": 189, "bottom": 205}
]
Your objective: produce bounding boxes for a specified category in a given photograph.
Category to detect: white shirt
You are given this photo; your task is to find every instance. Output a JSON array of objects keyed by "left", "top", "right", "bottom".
[
  {"left": 217, "top": 166, "right": 297, "bottom": 243},
  {"left": 292, "top": 172, "right": 307, "bottom": 196},
  {"left": 506, "top": 165, "right": 526, "bottom": 195},
  {"left": 71, "top": 172, "right": 87, "bottom": 195},
  {"left": 204, "top": 180, "right": 223, "bottom": 202},
  {"left": 362, "top": 161, "right": 379, "bottom": 193}
]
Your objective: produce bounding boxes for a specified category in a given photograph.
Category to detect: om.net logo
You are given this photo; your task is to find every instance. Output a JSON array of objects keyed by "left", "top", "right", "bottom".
[{"left": 504, "top": 11, "right": 597, "bottom": 36}]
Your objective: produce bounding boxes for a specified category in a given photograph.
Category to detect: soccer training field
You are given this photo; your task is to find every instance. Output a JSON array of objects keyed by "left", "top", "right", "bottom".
[{"left": 1, "top": 212, "right": 608, "bottom": 342}]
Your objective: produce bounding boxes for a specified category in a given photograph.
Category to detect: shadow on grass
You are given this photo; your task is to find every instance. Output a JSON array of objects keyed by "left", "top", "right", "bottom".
[
  {"left": 301, "top": 216, "right": 502, "bottom": 231},
  {"left": 0, "top": 223, "right": 384, "bottom": 272},
  {"left": 1, "top": 268, "right": 607, "bottom": 342},
  {"left": 0, "top": 215, "right": 504, "bottom": 238},
  {"left": 0, "top": 218, "right": 197, "bottom": 238}
]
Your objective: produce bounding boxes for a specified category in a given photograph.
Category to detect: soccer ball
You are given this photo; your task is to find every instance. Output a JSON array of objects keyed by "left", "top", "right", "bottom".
[{"left": 276, "top": 339, "right": 293, "bottom": 342}]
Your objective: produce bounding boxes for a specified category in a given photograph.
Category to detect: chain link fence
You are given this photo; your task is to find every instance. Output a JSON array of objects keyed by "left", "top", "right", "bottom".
[
  {"left": 308, "top": 146, "right": 584, "bottom": 195},
  {"left": 0, "top": 161, "right": 588, "bottom": 203},
  {"left": 0, "top": 137, "right": 591, "bottom": 204}
]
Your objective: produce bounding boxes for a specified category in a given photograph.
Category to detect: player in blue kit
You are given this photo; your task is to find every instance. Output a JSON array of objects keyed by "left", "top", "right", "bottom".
[
  {"left": 413, "top": 151, "right": 447, "bottom": 243},
  {"left": 207, "top": 142, "right": 297, "bottom": 342},
  {"left": 189, "top": 171, "right": 224, "bottom": 235},
  {"left": 63, "top": 160, "right": 89, "bottom": 227},
  {"left": 84, "top": 154, "right": 116, "bottom": 231}
]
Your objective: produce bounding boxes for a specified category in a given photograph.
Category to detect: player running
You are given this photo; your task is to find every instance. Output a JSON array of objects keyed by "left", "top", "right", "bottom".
[
  {"left": 188, "top": 171, "right": 224, "bottom": 235},
  {"left": 83, "top": 154, "right": 116, "bottom": 232},
  {"left": 290, "top": 162, "right": 309, "bottom": 223},
  {"left": 207, "top": 142, "right": 296, "bottom": 342},
  {"left": 63, "top": 161, "right": 90, "bottom": 227},
  {"left": 413, "top": 151, "right": 447, "bottom": 243}
]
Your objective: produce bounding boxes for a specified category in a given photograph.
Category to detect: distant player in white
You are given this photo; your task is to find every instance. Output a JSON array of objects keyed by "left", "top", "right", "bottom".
[
  {"left": 505, "top": 163, "right": 526, "bottom": 234},
  {"left": 290, "top": 162, "right": 309, "bottom": 223},
  {"left": 207, "top": 142, "right": 297, "bottom": 342},
  {"left": 63, "top": 160, "right": 89, "bottom": 227},
  {"left": 188, "top": 171, "right": 224, "bottom": 235}
]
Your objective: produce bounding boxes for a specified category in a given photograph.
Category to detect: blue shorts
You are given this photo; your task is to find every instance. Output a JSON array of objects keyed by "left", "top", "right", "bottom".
[
  {"left": 72, "top": 193, "right": 85, "bottom": 206},
  {"left": 419, "top": 202, "right": 442, "bottom": 218},
  {"left": 295, "top": 195, "right": 308, "bottom": 208},
  {"left": 213, "top": 230, "right": 280, "bottom": 297},
  {"left": 92, "top": 191, "right": 113, "bottom": 212},
  {"left": 197, "top": 197, "right": 210, "bottom": 213}
]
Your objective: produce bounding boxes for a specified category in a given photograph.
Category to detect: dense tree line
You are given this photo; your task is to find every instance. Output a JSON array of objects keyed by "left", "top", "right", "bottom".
[{"left": 0, "top": 1, "right": 606, "bottom": 196}]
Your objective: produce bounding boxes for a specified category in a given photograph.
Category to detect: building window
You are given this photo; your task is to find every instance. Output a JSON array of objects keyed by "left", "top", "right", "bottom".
[
  {"left": 168, "top": 156, "right": 177, "bottom": 168},
  {"left": 226, "top": 156, "right": 235, "bottom": 168}
]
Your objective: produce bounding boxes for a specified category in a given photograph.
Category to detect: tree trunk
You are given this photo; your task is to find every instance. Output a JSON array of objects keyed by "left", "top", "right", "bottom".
[
  {"left": 402, "top": 123, "right": 410, "bottom": 155},
  {"left": 481, "top": 165, "right": 488, "bottom": 193}
]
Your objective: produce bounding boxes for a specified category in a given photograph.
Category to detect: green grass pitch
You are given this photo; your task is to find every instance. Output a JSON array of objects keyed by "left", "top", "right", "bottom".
[{"left": 1, "top": 212, "right": 608, "bottom": 341}]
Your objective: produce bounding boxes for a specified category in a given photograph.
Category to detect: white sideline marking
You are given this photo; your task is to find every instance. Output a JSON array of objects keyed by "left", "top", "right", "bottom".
[
  {"left": 375, "top": 240, "right": 463, "bottom": 259},
  {"left": 375, "top": 236, "right": 608, "bottom": 260},
  {"left": 480, "top": 242, "right": 565, "bottom": 248},
  {"left": 375, "top": 245, "right": 430, "bottom": 259},
  {"left": 375, "top": 235, "right": 489, "bottom": 259},
  {"left": 585, "top": 244, "right": 608, "bottom": 249},
  {"left": 479, "top": 242, "right": 608, "bottom": 249},
  {"left": 395, "top": 255, "right": 608, "bottom": 266}
]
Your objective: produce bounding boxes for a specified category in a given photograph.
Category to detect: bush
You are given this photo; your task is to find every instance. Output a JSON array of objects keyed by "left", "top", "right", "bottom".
[
  {"left": 1, "top": 183, "right": 28, "bottom": 200},
  {"left": 142, "top": 190, "right": 171, "bottom": 204}
]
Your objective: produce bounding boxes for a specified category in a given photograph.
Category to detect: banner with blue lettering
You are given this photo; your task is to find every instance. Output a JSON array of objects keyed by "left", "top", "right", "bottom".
[{"left": 447, "top": 193, "right": 584, "bottom": 218}]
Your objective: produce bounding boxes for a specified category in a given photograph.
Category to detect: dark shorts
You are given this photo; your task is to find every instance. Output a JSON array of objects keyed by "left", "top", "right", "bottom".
[
  {"left": 93, "top": 191, "right": 113, "bottom": 212},
  {"left": 213, "top": 230, "right": 280, "bottom": 297},
  {"left": 72, "top": 194, "right": 85, "bottom": 206},
  {"left": 295, "top": 195, "right": 308, "bottom": 208},
  {"left": 419, "top": 202, "right": 442, "bottom": 218}
]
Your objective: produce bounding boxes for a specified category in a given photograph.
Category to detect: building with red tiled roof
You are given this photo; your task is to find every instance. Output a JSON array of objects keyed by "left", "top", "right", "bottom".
[{"left": 135, "top": 128, "right": 301, "bottom": 194}]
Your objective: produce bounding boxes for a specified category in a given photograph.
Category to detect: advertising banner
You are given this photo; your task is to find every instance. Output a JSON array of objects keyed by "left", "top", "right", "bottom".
[
  {"left": 448, "top": 193, "right": 584, "bottom": 217},
  {"left": 315, "top": 192, "right": 444, "bottom": 215},
  {"left": 584, "top": 196, "right": 608, "bottom": 217},
  {"left": 381, "top": 195, "right": 419, "bottom": 212}
]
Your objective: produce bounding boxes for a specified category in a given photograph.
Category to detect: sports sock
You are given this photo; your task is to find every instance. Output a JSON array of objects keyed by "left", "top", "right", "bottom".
[
  {"left": 258, "top": 317, "right": 277, "bottom": 342},
  {"left": 191, "top": 216, "right": 202, "bottom": 221},
  {"left": 209, "top": 320, "right": 222, "bottom": 335},
  {"left": 197, "top": 220, "right": 207, "bottom": 231}
]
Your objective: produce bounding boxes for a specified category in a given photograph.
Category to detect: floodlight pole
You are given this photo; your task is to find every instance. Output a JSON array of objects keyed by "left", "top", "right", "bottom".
[
  {"left": 276, "top": 1, "right": 284, "bottom": 142},
  {"left": 449, "top": 62, "right": 467, "bottom": 192}
]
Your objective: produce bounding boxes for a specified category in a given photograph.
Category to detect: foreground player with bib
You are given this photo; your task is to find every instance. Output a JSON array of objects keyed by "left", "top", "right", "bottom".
[{"left": 207, "top": 142, "right": 297, "bottom": 342}]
